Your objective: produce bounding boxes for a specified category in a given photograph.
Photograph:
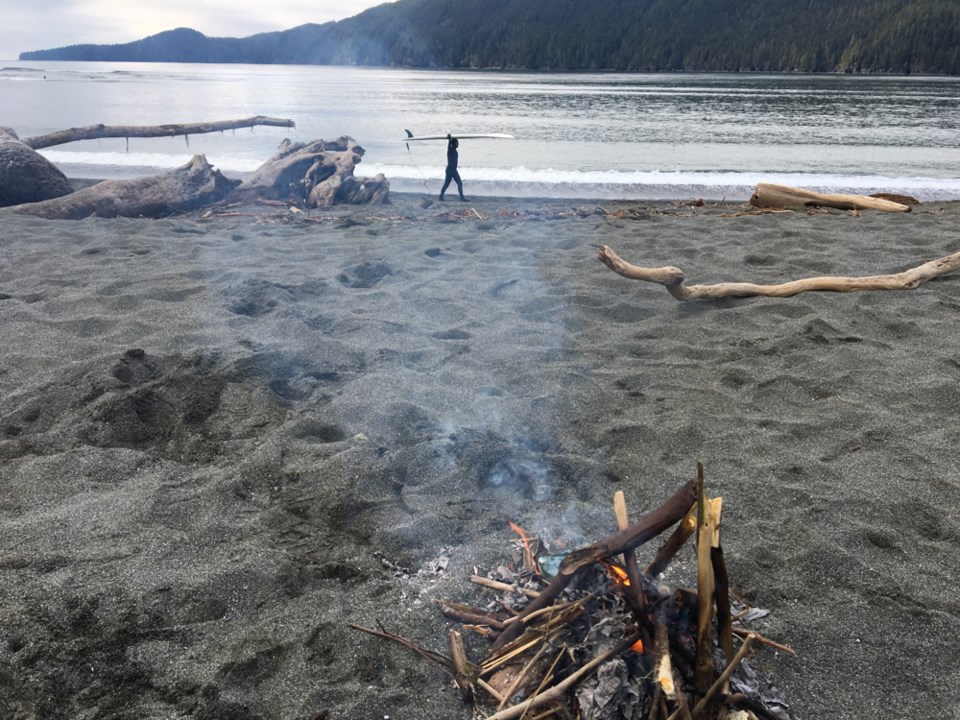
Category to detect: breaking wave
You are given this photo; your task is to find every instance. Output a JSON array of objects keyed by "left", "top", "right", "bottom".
[{"left": 39, "top": 150, "right": 960, "bottom": 201}]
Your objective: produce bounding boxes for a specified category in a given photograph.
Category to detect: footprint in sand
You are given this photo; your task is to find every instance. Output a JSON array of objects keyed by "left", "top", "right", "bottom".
[
  {"left": 431, "top": 329, "right": 472, "bottom": 340},
  {"left": 337, "top": 260, "right": 394, "bottom": 289},
  {"left": 225, "top": 279, "right": 289, "bottom": 317},
  {"left": 289, "top": 419, "right": 349, "bottom": 444}
]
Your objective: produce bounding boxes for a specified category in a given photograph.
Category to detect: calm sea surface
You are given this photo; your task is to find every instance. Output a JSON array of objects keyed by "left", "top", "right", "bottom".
[{"left": 3, "top": 61, "right": 960, "bottom": 200}]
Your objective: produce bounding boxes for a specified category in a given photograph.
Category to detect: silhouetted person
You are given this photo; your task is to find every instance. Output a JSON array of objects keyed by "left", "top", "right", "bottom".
[{"left": 439, "top": 134, "right": 465, "bottom": 201}]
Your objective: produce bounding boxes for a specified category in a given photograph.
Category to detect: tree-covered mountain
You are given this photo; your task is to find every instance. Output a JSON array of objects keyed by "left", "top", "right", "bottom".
[{"left": 20, "top": 0, "right": 960, "bottom": 74}]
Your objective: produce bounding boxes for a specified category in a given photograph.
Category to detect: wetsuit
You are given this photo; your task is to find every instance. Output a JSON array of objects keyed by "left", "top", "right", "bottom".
[{"left": 440, "top": 136, "right": 465, "bottom": 201}]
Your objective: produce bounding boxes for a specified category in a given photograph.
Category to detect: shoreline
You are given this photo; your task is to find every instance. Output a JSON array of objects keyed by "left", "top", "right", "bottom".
[
  {"left": 1, "top": 200, "right": 959, "bottom": 719},
  {"left": 55, "top": 177, "right": 960, "bottom": 218},
  {"left": 7, "top": 56, "right": 960, "bottom": 75}
]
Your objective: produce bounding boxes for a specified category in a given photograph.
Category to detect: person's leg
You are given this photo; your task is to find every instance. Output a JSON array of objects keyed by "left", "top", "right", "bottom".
[
  {"left": 440, "top": 170, "right": 453, "bottom": 200},
  {"left": 453, "top": 170, "right": 464, "bottom": 200}
]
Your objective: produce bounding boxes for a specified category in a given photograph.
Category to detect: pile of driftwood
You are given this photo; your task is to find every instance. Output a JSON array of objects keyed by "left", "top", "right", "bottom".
[
  {"left": 0, "top": 116, "right": 389, "bottom": 219},
  {"left": 352, "top": 466, "right": 790, "bottom": 720}
]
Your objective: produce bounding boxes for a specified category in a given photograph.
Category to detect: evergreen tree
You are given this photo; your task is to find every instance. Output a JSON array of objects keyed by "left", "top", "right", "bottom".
[{"left": 20, "top": 0, "right": 960, "bottom": 75}]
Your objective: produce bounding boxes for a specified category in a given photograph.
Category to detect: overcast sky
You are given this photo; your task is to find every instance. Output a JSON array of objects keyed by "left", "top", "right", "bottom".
[{"left": 1, "top": 0, "right": 388, "bottom": 60}]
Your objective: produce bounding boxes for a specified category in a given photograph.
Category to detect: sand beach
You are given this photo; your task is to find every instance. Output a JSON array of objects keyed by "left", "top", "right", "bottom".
[{"left": 1, "top": 193, "right": 959, "bottom": 719}]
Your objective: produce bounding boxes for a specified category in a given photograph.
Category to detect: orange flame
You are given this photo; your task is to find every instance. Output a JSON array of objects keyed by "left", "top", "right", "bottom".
[
  {"left": 603, "top": 563, "right": 644, "bottom": 653},
  {"left": 508, "top": 521, "right": 530, "bottom": 545},
  {"left": 508, "top": 521, "right": 539, "bottom": 574},
  {"left": 605, "top": 562, "right": 631, "bottom": 587}
]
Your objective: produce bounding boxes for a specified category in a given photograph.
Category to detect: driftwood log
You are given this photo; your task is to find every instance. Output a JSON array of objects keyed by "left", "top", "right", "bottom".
[
  {"left": 597, "top": 245, "right": 960, "bottom": 300},
  {"left": 749, "top": 183, "right": 913, "bottom": 213},
  {"left": 21, "top": 116, "right": 295, "bottom": 150},
  {"left": 231, "top": 136, "right": 389, "bottom": 208},
  {"left": 1, "top": 155, "right": 240, "bottom": 219}
]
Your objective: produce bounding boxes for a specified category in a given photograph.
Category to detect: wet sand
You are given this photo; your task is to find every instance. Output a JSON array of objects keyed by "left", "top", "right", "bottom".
[{"left": 1, "top": 194, "right": 959, "bottom": 719}]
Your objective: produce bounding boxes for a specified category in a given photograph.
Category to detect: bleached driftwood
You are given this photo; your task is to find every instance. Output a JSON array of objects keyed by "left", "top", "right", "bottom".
[
  {"left": 597, "top": 245, "right": 960, "bottom": 300},
  {"left": 231, "top": 136, "right": 389, "bottom": 208},
  {"left": 749, "top": 183, "right": 912, "bottom": 213},
  {"left": 1, "top": 155, "right": 240, "bottom": 219},
  {"left": 21, "top": 116, "right": 295, "bottom": 150}
]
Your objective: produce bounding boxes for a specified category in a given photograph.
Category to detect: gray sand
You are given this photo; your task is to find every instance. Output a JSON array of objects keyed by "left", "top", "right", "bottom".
[{"left": 1, "top": 196, "right": 959, "bottom": 719}]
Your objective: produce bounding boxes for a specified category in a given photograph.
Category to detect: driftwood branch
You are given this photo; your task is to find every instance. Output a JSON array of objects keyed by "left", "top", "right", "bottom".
[
  {"left": 448, "top": 630, "right": 476, "bottom": 701},
  {"left": 22, "top": 116, "right": 295, "bottom": 150},
  {"left": 558, "top": 478, "right": 698, "bottom": 575},
  {"left": 694, "top": 471, "right": 719, "bottom": 692},
  {"left": 712, "top": 544, "right": 735, "bottom": 663},
  {"left": 597, "top": 245, "right": 960, "bottom": 300}
]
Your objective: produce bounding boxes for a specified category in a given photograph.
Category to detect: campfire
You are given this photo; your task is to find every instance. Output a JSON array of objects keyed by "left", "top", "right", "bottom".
[{"left": 351, "top": 465, "right": 791, "bottom": 720}]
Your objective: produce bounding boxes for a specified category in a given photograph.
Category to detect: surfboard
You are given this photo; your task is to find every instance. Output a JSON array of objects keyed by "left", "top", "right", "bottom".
[{"left": 403, "top": 131, "right": 515, "bottom": 141}]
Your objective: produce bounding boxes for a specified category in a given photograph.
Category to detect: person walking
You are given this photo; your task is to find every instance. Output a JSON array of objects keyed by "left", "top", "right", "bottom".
[{"left": 439, "top": 134, "right": 466, "bottom": 201}]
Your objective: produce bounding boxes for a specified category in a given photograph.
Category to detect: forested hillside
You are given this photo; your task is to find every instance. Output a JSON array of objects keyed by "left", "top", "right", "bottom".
[{"left": 20, "top": 0, "right": 960, "bottom": 74}]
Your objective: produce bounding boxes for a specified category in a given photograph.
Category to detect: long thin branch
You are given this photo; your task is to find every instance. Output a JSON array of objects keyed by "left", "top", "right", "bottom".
[
  {"left": 23, "top": 115, "right": 295, "bottom": 150},
  {"left": 558, "top": 478, "right": 698, "bottom": 576},
  {"left": 597, "top": 245, "right": 960, "bottom": 301},
  {"left": 347, "top": 623, "right": 454, "bottom": 675}
]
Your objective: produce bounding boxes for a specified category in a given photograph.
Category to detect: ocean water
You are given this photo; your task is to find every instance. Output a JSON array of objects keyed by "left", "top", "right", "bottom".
[{"left": 3, "top": 61, "right": 960, "bottom": 201}]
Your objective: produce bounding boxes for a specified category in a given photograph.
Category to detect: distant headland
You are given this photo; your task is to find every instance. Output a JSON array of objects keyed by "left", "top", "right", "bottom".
[{"left": 19, "top": 0, "right": 960, "bottom": 75}]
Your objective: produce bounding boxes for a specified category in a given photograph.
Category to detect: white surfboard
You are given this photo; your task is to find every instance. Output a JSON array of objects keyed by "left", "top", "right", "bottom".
[{"left": 403, "top": 131, "right": 514, "bottom": 142}]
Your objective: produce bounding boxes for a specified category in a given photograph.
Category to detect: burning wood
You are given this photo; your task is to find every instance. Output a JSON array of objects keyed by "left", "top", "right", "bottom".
[{"left": 351, "top": 465, "right": 791, "bottom": 720}]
